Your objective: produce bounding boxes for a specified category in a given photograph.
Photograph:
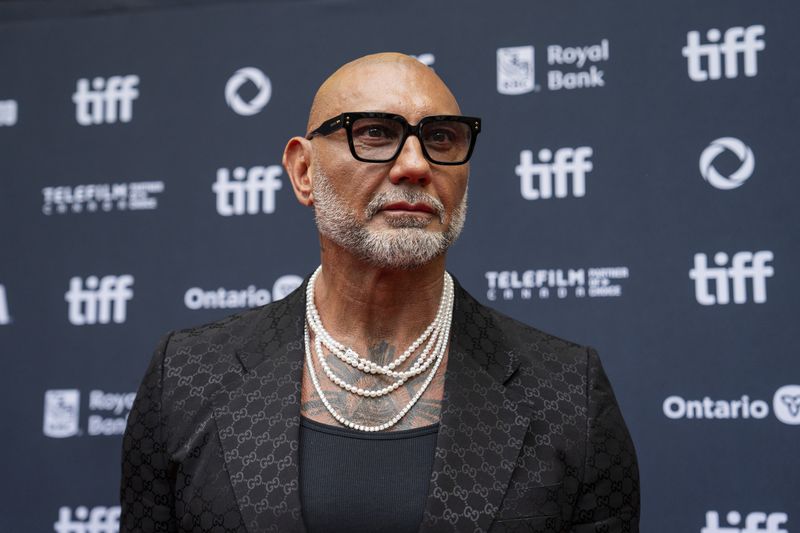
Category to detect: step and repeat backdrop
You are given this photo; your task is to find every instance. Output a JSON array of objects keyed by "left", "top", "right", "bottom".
[{"left": 1, "top": 0, "right": 798, "bottom": 531}]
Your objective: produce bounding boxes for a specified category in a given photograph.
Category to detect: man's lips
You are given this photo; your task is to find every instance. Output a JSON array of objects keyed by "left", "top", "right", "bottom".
[{"left": 380, "top": 201, "right": 436, "bottom": 215}]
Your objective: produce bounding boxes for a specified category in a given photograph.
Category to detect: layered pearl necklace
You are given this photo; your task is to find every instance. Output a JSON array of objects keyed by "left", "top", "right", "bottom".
[{"left": 304, "top": 266, "right": 454, "bottom": 432}]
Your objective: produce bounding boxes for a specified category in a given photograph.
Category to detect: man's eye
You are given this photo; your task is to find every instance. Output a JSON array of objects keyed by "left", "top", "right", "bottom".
[
  {"left": 367, "top": 127, "right": 387, "bottom": 138},
  {"left": 426, "top": 129, "right": 454, "bottom": 143}
]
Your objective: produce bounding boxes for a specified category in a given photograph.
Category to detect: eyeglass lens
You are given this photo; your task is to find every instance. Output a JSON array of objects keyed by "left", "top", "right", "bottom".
[{"left": 351, "top": 117, "right": 472, "bottom": 163}]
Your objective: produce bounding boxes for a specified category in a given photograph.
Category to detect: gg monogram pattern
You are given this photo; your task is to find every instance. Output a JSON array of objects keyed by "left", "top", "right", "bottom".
[{"left": 120, "top": 277, "right": 639, "bottom": 532}]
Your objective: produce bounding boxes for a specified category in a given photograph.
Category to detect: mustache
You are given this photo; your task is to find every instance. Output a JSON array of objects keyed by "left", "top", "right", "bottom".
[{"left": 365, "top": 190, "right": 446, "bottom": 223}]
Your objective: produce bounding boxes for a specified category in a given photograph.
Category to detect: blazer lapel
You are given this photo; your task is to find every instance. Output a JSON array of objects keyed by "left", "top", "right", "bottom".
[
  {"left": 419, "top": 281, "right": 532, "bottom": 532},
  {"left": 211, "top": 283, "right": 308, "bottom": 533}
]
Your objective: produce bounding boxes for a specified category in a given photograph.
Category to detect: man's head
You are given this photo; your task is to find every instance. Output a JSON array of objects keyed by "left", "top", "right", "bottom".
[{"left": 283, "top": 53, "right": 476, "bottom": 270}]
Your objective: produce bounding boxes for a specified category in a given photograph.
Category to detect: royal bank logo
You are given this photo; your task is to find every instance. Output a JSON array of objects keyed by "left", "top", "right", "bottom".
[
  {"left": 44, "top": 389, "right": 135, "bottom": 438},
  {"left": 773, "top": 384, "right": 800, "bottom": 425},
  {"left": 0, "top": 99, "right": 18, "bottom": 126},
  {"left": 225, "top": 67, "right": 272, "bottom": 116},
  {"left": 683, "top": 25, "right": 765, "bottom": 82},
  {"left": 42, "top": 181, "right": 164, "bottom": 215},
  {"left": 54, "top": 505, "right": 120, "bottom": 533},
  {"left": 700, "top": 137, "right": 754, "bottom": 190},
  {"left": 515, "top": 146, "right": 593, "bottom": 199},
  {"left": 497, "top": 39, "right": 609, "bottom": 95},
  {"left": 689, "top": 251, "right": 773, "bottom": 305},
  {"left": 0, "top": 284, "right": 10, "bottom": 325},
  {"left": 702, "top": 511, "right": 787, "bottom": 533},
  {"left": 497, "top": 46, "right": 536, "bottom": 95},
  {"left": 65, "top": 275, "right": 134, "bottom": 325},
  {"left": 213, "top": 165, "right": 283, "bottom": 216},
  {"left": 184, "top": 274, "right": 303, "bottom": 310},
  {"left": 485, "top": 267, "right": 628, "bottom": 301},
  {"left": 664, "top": 385, "right": 800, "bottom": 426},
  {"left": 43, "top": 389, "right": 81, "bottom": 438},
  {"left": 73, "top": 75, "right": 139, "bottom": 125}
]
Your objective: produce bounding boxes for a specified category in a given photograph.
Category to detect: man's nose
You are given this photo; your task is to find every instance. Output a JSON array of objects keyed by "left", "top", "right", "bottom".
[{"left": 388, "top": 136, "right": 432, "bottom": 186}]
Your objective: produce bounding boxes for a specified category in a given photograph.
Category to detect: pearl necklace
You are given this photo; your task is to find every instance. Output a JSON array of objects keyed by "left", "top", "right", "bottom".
[{"left": 304, "top": 266, "right": 454, "bottom": 432}]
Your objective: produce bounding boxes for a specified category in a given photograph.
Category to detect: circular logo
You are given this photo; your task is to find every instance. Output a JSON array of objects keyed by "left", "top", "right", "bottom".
[
  {"left": 225, "top": 67, "right": 271, "bottom": 116},
  {"left": 773, "top": 384, "right": 800, "bottom": 425},
  {"left": 699, "top": 137, "right": 754, "bottom": 190},
  {"left": 272, "top": 275, "right": 303, "bottom": 301}
]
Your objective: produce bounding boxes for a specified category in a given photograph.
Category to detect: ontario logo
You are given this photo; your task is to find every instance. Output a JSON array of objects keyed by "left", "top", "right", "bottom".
[{"left": 663, "top": 384, "right": 800, "bottom": 425}]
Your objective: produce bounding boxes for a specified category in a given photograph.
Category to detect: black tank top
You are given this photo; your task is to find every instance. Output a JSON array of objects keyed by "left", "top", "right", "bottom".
[{"left": 299, "top": 416, "right": 439, "bottom": 533}]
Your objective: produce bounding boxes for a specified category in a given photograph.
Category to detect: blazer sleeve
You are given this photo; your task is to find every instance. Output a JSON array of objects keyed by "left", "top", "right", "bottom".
[
  {"left": 570, "top": 347, "right": 640, "bottom": 533},
  {"left": 120, "top": 332, "right": 178, "bottom": 532}
]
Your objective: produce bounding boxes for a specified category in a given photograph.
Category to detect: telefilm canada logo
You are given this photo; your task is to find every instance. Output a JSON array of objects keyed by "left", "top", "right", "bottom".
[
  {"left": 54, "top": 505, "right": 120, "bottom": 533},
  {"left": 65, "top": 275, "right": 134, "bottom": 325},
  {"left": 683, "top": 24, "right": 765, "bottom": 82},
  {"left": 43, "top": 389, "right": 136, "bottom": 438},
  {"left": 225, "top": 67, "right": 272, "bottom": 116},
  {"left": 213, "top": 165, "right": 283, "bottom": 216},
  {"left": 700, "top": 137, "right": 754, "bottom": 190},
  {"left": 485, "top": 267, "right": 629, "bottom": 302},
  {"left": 42, "top": 181, "right": 164, "bottom": 215},
  {"left": 73, "top": 75, "right": 139, "bottom": 125},
  {"left": 663, "top": 384, "right": 800, "bottom": 425},
  {"left": 515, "top": 146, "right": 593, "bottom": 199},
  {"left": 701, "top": 510, "right": 788, "bottom": 533},
  {"left": 689, "top": 251, "right": 773, "bottom": 305},
  {"left": 497, "top": 39, "right": 610, "bottom": 95},
  {"left": 0, "top": 98, "right": 18, "bottom": 126},
  {"left": 184, "top": 274, "right": 303, "bottom": 310}
]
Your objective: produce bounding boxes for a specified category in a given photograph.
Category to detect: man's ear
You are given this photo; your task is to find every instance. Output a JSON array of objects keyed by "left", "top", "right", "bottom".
[{"left": 283, "top": 137, "right": 314, "bottom": 206}]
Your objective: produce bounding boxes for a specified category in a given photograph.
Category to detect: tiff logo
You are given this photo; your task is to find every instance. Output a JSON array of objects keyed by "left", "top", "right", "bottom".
[
  {"left": 73, "top": 75, "right": 139, "bottom": 125},
  {"left": 683, "top": 25, "right": 765, "bottom": 82},
  {"left": 65, "top": 275, "right": 134, "bottom": 325},
  {"left": 0, "top": 99, "right": 17, "bottom": 126},
  {"left": 515, "top": 147, "right": 593, "bottom": 200},
  {"left": 54, "top": 506, "right": 120, "bottom": 533},
  {"left": 702, "top": 511, "right": 787, "bottom": 533},
  {"left": 689, "top": 251, "right": 773, "bottom": 305},
  {"left": 213, "top": 165, "right": 283, "bottom": 216},
  {"left": 0, "top": 284, "right": 9, "bottom": 325}
]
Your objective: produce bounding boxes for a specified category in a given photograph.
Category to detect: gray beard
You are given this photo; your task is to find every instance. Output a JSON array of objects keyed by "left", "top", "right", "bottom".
[{"left": 311, "top": 168, "right": 467, "bottom": 270}]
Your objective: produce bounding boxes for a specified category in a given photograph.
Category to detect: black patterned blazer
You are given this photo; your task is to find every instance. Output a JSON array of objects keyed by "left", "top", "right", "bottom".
[{"left": 121, "top": 278, "right": 639, "bottom": 532}]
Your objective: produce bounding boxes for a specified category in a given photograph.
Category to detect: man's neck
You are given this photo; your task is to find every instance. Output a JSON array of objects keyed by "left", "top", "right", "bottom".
[{"left": 313, "top": 239, "right": 448, "bottom": 359}]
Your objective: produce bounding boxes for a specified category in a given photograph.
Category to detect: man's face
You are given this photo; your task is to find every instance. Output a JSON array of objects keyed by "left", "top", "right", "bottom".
[{"left": 307, "top": 60, "right": 470, "bottom": 269}]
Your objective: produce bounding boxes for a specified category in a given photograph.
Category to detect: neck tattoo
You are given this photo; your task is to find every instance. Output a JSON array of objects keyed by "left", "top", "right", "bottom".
[{"left": 304, "top": 265, "right": 454, "bottom": 432}]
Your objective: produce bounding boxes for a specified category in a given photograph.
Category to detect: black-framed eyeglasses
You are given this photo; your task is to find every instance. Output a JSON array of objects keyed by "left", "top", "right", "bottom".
[{"left": 305, "top": 112, "right": 481, "bottom": 165}]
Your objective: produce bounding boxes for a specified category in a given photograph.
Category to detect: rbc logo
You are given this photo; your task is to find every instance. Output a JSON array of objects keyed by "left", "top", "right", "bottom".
[
  {"left": 213, "top": 165, "right": 283, "bottom": 216},
  {"left": 65, "top": 275, "right": 134, "bottom": 325},
  {"left": 702, "top": 511, "right": 787, "bottom": 533},
  {"left": 515, "top": 147, "right": 593, "bottom": 200},
  {"left": 497, "top": 46, "right": 536, "bottom": 95},
  {"left": 689, "top": 251, "right": 773, "bottom": 305},
  {"left": 683, "top": 25, "right": 765, "bottom": 82},
  {"left": 43, "top": 389, "right": 81, "bottom": 438},
  {"left": 54, "top": 506, "right": 120, "bottom": 533},
  {"left": 72, "top": 75, "right": 139, "bottom": 125}
]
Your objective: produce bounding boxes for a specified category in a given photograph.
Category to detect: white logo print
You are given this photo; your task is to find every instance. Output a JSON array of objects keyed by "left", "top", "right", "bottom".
[
  {"left": 225, "top": 67, "right": 272, "bottom": 116},
  {"left": 73, "top": 75, "right": 139, "bottom": 125},
  {"left": 702, "top": 511, "right": 787, "bottom": 533},
  {"left": 43, "top": 390, "right": 81, "bottom": 438},
  {"left": 184, "top": 274, "right": 303, "bottom": 311},
  {"left": 54, "top": 506, "right": 120, "bottom": 533},
  {"left": 213, "top": 165, "right": 283, "bottom": 216},
  {"left": 773, "top": 384, "right": 800, "bottom": 425},
  {"left": 0, "top": 99, "right": 18, "bottom": 126},
  {"left": 497, "top": 46, "right": 536, "bottom": 95},
  {"left": 516, "top": 147, "right": 593, "bottom": 199},
  {"left": 486, "top": 267, "right": 628, "bottom": 301},
  {"left": 411, "top": 53, "right": 435, "bottom": 67},
  {"left": 663, "top": 395, "right": 769, "bottom": 420},
  {"left": 0, "top": 284, "right": 9, "bottom": 325},
  {"left": 683, "top": 25, "right": 765, "bottom": 82},
  {"left": 42, "top": 181, "right": 165, "bottom": 215},
  {"left": 689, "top": 251, "right": 773, "bottom": 305},
  {"left": 65, "top": 275, "right": 134, "bottom": 325},
  {"left": 547, "top": 39, "right": 609, "bottom": 90},
  {"left": 700, "top": 138, "right": 754, "bottom": 190}
]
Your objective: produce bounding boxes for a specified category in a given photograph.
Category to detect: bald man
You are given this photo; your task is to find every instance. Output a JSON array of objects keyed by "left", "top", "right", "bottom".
[{"left": 121, "top": 53, "right": 639, "bottom": 533}]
